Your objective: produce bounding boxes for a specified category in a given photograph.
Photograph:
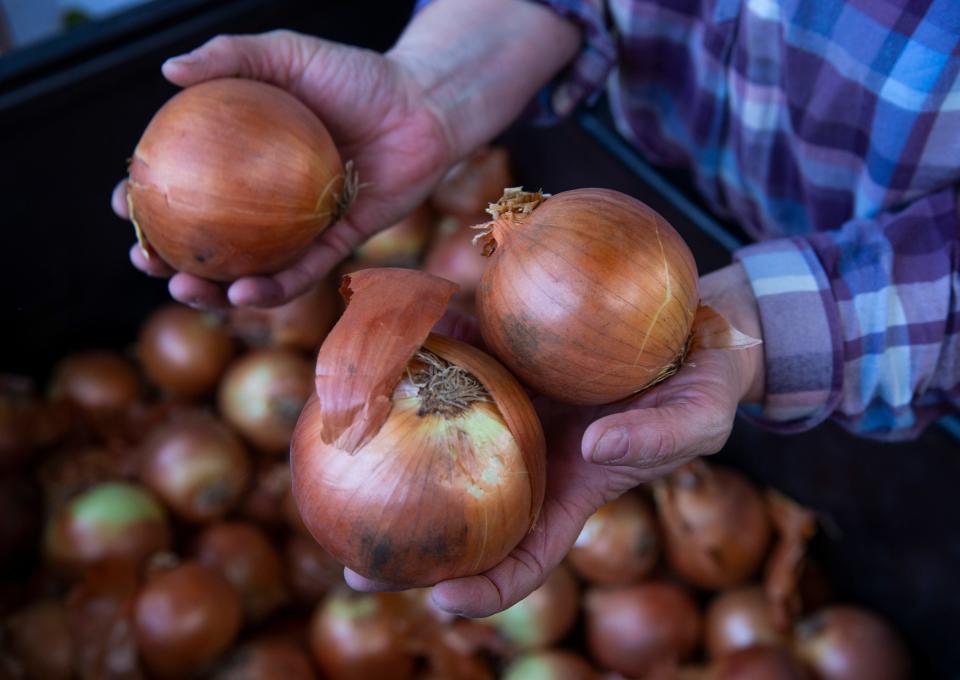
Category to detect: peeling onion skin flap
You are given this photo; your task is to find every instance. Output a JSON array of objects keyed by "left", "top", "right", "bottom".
[
  {"left": 690, "top": 304, "right": 762, "bottom": 352},
  {"left": 315, "top": 268, "right": 458, "bottom": 453}
]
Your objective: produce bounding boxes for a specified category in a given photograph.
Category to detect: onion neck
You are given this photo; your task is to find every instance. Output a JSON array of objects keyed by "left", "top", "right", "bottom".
[{"left": 410, "top": 350, "right": 489, "bottom": 417}]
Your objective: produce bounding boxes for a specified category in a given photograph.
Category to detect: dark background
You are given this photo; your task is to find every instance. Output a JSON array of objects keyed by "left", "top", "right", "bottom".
[{"left": 1, "top": 1, "right": 958, "bottom": 676}]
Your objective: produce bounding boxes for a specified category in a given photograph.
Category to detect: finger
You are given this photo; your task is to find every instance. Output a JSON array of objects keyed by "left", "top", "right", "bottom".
[
  {"left": 161, "top": 31, "right": 318, "bottom": 91},
  {"left": 129, "top": 244, "right": 175, "bottom": 278},
  {"left": 112, "top": 180, "right": 129, "bottom": 219},
  {"left": 168, "top": 272, "right": 229, "bottom": 310},
  {"left": 343, "top": 569, "right": 407, "bottom": 593}
]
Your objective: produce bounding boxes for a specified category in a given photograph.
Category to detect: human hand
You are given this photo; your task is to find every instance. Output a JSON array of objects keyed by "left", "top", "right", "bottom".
[
  {"left": 345, "top": 264, "right": 765, "bottom": 616},
  {"left": 114, "top": 29, "right": 454, "bottom": 308}
]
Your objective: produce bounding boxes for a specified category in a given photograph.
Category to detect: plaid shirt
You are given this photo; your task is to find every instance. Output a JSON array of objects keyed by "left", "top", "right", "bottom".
[{"left": 519, "top": 0, "right": 960, "bottom": 439}]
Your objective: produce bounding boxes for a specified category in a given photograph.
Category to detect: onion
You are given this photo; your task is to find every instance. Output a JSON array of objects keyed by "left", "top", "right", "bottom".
[
  {"left": 308, "top": 590, "right": 416, "bottom": 680},
  {"left": 194, "top": 521, "right": 288, "bottom": 624},
  {"left": 134, "top": 561, "right": 242, "bottom": 678},
  {"left": 654, "top": 461, "right": 771, "bottom": 590},
  {"left": 0, "top": 473, "right": 42, "bottom": 574},
  {"left": 6, "top": 600, "right": 74, "bottom": 680},
  {"left": 424, "top": 215, "right": 488, "bottom": 314},
  {"left": 39, "top": 444, "right": 138, "bottom": 511},
  {"left": 705, "top": 587, "right": 785, "bottom": 659},
  {"left": 481, "top": 563, "right": 579, "bottom": 650},
  {"left": 475, "top": 188, "right": 699, "bottom": 405},
  {"left": 65, "top": 559, "right": 143, "bottom": 679},
  {"left": 291, "top": 268, "right": 545, "bottom": 586},
  {"left": 584, "top": 581, "right": 701, "bottom": 677},
  {"left": 431, "top": 146, "right": 512, "bottom": 217},
  {"left": 0, "top": 377, "right": 70, "bottom": 469},
  {"left": 127, "top": 78, "right": 354, "bottom": 280},
  {"left": 229, "top": 280, "right": 339, "bottom": 352},
  {"left": 355, "top": 203, "right": 435, "bottom": 266},
  {"left": 139, "top": 411, "right": 251, "bottom": 522},
  {"left": 764, "top": 491, "right": 817, "bottom": 629},
  {"left": 568, "top": 490, "right": 659, "bottom": 586},
  {"left": 240, "top": 461, "right": 292, "bottom": 527},
  {"left": 709, "top": 646, "right": 810, "bottom": 680},
  {"left": 49, "top": 350, "right": 142, "bottom": 415},
  {"left": 218, "top": 348, "right": 314, "bottom": 454},
  {"left": 502, "top": 651, "right": 598, "bottom": 680},
  {"left": 213, "top": 638, "right": 317, "bottom": 680},
  {"left": 284, "top": 533, "right": 343, "bottom": 605},
  {"left": 138, "top": 304, "right": 234, "bottom": 397},
  {"left": 793, "top": 606, "right": 909, "bottom": 680},
  {"left": 44, "top": 481, "right": 171, "bottom": 573},
  {"left": 421, "top": 619, "right": 506, "bottom": 680}
]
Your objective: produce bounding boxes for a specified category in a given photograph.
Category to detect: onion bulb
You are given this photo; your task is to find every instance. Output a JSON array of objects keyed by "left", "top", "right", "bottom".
[
  {"left": 218, "top": 348, "right": 314, "bottom": 454},
  {"left": 229, "top": 280, "right": 339, "bottom": 352},
  {"left": 654, "top": 461, "right": 771, "bottom": 589},
  {"left": 213, "top": 638, "right": 317, "bottom": 680},
  {"left": 705, "top": 586, "right": 785, "bottom": 659},
  {"left": 584, "top": 581, "right": 701, "bottom": 677},
  {"left": 138, "top": 304, "right": 234, "bottom": 397},
  {"left": 49, "top": 350, "right": 142, "bottom": 415},
  {"left": 793, "top": 606, "right": 909, "bottom": 680},
  {"left": 481, "top": 563, "right": 579, "bottom": 650},
  {"left": 291, "top": 268, "right": 545, "bottom": 586},
  {"left": 502, "top": 651, "right": 598, "bottom": 680},
  {"left": 709, "top": 646, "right": 810, "bottom": 680},
  {"left": 431, "top": 146, "right": 512, "bottom": 217},
  {"left": 355, "top": 203, "right": 435, "bottom": 266},
  {"left": 127, "top": 78, "right": 355, "bottom": 280},
  {"left": 568, "top": 490, "right": 659, "bottom": 585}
]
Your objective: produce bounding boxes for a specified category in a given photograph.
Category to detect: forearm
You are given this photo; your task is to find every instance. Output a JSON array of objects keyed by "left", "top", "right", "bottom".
[{"left": 387, "top": 0, "right": 580, "bottom": 162}]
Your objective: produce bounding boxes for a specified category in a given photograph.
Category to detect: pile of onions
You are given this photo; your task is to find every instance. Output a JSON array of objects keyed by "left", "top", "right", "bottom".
[
  {"left": 705, "top": 586, "right": 784, "bottom": 659},
  {"left": 213, "top": 638, "right": 317, "bottom": 680},
  {"left": 138, "top": 304, "right": 234, "bottom": 397},
  {"left": 568, "top": 491, "right": 659, "bottom": 585},
  {"left": 291, "top": 268, "right": 545, "bottom": 586},
  {"left": 431, "top": 146, "right": 512, "bottom": 218},
  {"left": 654, "top": 461, "right": 771, "bottom": 589},
  {"left": 127, "top": 78, "right": 354, "bottom": 280},
  {"left": 229, "top": 281, "right": 339, "bottom": 352},
  {"left": 584, "top": 581, "right": 701, "bottom": 677},
  {"left": 49, "top": 351, "right": 142, "bottom": 415},
  {"left": 218, "top": 348, "right": 314, "bottom": 454},
  {"left": 355, "top": 203, "right": 436, "bottom": 267},
  {"left": 44, "top": 481, "right": 171, "bottom": 573},
  {"left": 139, "top": 411, "right": 250, "bottom": 522},
  {"left": 481, "top": 564, "right": 579, "bottom": 650},
  {"left": 194, "top": 521, "right": 288, "bottom": 624},
  {"left": 793, "top": 606, "right": 909, "bottom": 680},
  {"left": 502, "top": 650, "right": 598, "bottom": 680},
  {"left": 134, "top": 561, "right": 242, "bottom": 678}
]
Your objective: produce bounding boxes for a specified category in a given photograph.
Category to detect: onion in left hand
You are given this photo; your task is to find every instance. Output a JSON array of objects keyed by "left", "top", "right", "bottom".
[{"left": 291, "top": 268, "right": 545, "bottom": 587}]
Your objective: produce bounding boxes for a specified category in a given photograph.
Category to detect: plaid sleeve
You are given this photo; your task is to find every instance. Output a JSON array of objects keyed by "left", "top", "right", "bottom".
[{"left": 735, "top": 187, "right": 960, "bottom": 440}]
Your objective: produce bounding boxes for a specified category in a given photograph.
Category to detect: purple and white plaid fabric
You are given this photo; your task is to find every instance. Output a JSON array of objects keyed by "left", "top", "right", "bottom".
[{"left": 524, "top": 0, "right": 960, "bottom": 439}]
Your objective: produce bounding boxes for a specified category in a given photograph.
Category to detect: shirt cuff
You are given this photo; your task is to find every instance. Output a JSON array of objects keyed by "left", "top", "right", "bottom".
[{"left": 734, "top": 238, "right": 845, "bottom": 433}]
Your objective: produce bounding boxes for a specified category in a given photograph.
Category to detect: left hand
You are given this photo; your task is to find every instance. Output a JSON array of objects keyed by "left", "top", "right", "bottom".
[{"left": 347, "top": 264, "right": 765, "bottom": 616}]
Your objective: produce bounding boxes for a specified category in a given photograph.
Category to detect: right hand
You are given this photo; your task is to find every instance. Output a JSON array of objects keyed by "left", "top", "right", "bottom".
[{"left": 114, "top": 29, "right": 454, "bottom": 308}]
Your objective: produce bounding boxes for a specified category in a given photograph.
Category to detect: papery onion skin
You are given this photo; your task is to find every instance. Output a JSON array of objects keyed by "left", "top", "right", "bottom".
[
  {"left": 229, "top": 281, "right": 339, "bottom": 352},
  {"left": 476, "top": 188, "right": 699, "bottom": 405},
  {"left": 568, "top": 491, "right": 659, "bottom": 586},
  {"left": 218, "top": 348, "right": 314, "bottom": 454},
  {"left": 138, "top": 305, "right": 234, "bottom": 397},
  {"left": 709, "top": 646, "right": 810, "bottom": 680},
  {"left": 584, "top": 581, "right": 701, "bottom": 678},
  {"left": 655, "top": 461, "right": 772, "bottom": 590},
  {"left": 134, "top": 562, "right": 242, "bottom": 679},
  {"left": 49, "top": 351, "right": 142, "bottom": 415},
  {"left": 212, "top": 638, "right": 317, "bottom": 680},
  {"left": 482, "top": 564, "right": 579, "bottom": 650},
  {"left": 128, "top": 78, "right": 346, "bottom": 280},
  {"left": 7, "top": 600, "right": 74, "bottom": 680},
  {"left": 705, "top": 587, "right": 785, "bottom": 660},
  {"left": 502, "top": 650, "right": 598, "bottom": 680},
  {"left": 793, "top": 606, "right": 910, "bottom": 680}
]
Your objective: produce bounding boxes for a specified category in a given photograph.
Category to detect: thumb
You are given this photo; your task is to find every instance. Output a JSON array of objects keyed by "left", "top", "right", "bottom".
[{"left": 161, "top": 30, "right": 317, "bottom": 91}]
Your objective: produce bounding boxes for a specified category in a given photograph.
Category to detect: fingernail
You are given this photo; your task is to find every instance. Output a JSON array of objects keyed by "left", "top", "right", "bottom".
[
  {"left": 164, "top": 53, "right": 200, "bottom": 68},
  {"left": 591, "top": 428, "right": 628, "bottom": 464}
]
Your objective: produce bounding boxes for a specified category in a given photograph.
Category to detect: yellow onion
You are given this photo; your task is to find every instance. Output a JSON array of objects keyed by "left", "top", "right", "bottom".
[
  {"left": 475, "top": 188, "right": 700, "bottom": 404},
  {"left": 291, "top": 268, "right": 545, "bottom": 587},
  {"left": 127, "top": 78, "right": 355, "bottom": 281},
  {"left": 354, "top": 203, "right": 436, "bottom": 267}
]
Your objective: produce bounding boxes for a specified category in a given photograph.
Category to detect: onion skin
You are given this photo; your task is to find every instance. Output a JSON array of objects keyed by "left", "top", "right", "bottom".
[
  {"left": 476, "top": 188, "right": 698, "bottom": 405},
  {"left": 431, "top": 146, "right": 512, "bottom": 217},
  {"left": 134, "top": 562, "right": 242, "bottom": 679},
  {"left": 138, "top": 305, "right": 234, "bottom": 397},
  {"left": 218, "top": 348, "right": 314, "bottom": 454},
  {"left": 194, "top": 522, "right": 288, "bottom": 624},
  {"left": 584, "top": 581, "right": 701, "bottom": 677},
  {"left": 355, "top": 203, "right": 435, "bottom": 266},
  {"left": 7, "top": 600, "right": 74, "bottom": 680},
  {"left": 229, "top": 281, "right": 339, "bottom": 352},
  {"left": 139, "top": 411, "right": 251, "bottom": 522},
  {"left": 481, "top": 564, "right": 579, "bottom": 650},
  {"left": 44, "top": 481, "right": 171, "bottom": 574},
  {"left": 308, "top": 590, "right": 416, "bottom": 680},
  {"left": 128, "top": 78, "right": 346, "bottom": 280},
  {"left": 49, "top": 351, "right": 142, "bottom": 415},
  {"left": 568, "top": 491, "right": 659, "bottom": 586},
  {"left": 709, "top": 646, "right": 811, "bottom": 680},
  {"left": 654, "top": 461, "right": 772, "bottom": 590},
  {"left": 705, "top": 587, "right": 785, "bottom": 659},
  {"left": 213, "top": 638, "right": 317, "bottom": 680},
  {"left": 793, "top": 606, "right": 910, "bottom": 680},
  {"left": 502, "top": 651, "right": 598, "bottom": 680}
]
